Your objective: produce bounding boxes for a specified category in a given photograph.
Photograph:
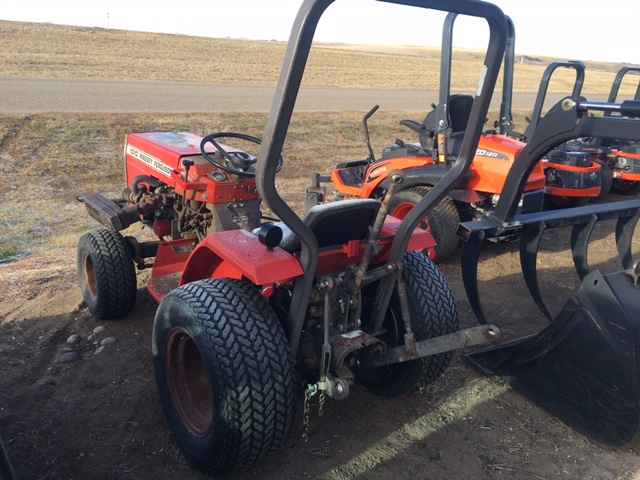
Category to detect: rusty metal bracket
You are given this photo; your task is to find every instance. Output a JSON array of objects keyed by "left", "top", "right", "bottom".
[{"left": 355, "top": 325, "right": 500, "bottom": 368}]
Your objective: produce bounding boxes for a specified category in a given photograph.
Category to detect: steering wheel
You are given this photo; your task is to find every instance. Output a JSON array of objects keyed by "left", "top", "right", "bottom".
[{"left": 200, "top": 132, "right": 284, "bottom": 178}]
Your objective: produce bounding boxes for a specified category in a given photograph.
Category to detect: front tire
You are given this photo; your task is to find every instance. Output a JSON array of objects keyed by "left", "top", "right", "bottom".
[
  {"left": 354, "top": 251, "right": 459, "bottom": 396},
  {"left": 545, "top": 195, "right": 590, "bottom": 209},
  {"left": 77, "top": 228, "right": 137, "bottom": 319},
  {"left": 611, "top": 179, "right": 640, "bottom": 196},
  {"left": 389, "top": 187, "right": 460, "bottom": 263},
  {"left": 153, "top": 278, "right": 296, "bottom": 475},
  {"left": 593, "top": 159, "right": 613, "bottom": 201}
]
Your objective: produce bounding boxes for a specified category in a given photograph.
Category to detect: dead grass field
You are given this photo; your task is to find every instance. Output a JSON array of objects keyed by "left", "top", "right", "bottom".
[
  {"left": 1, "top": 20, "right": 638, "bottom": 94},
  {"left": 0, "top": 110, "right": 434, "bottom": 259}
]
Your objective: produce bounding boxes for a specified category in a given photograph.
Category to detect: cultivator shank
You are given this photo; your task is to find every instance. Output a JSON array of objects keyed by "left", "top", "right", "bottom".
[{"left": 459, "top": 199, "right": 640, "bottom": 323}]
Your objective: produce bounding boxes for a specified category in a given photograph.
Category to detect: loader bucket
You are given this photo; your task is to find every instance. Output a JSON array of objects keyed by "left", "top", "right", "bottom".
[
  {"left": 459, "top": 199, "right": 640, "bottom": 447},
  {"left": 468, "top": 267, "right": 640, "bottom": 447}
]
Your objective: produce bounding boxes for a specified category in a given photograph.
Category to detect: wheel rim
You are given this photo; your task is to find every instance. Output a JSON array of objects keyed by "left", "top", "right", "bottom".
[
  {"left": 548, "top": 196, "right": 572, "bottom": 208},
  {"left": 613, "top": 180, "right": 638, "bottom": 192},
  {"left": 82, "top": 253, "right": 98, "bottom": 301},
  {"left": 166, "top": 329, "right": 214, "bottom": 438},
  {"left": 392, "top": 203, "right": 431, "bottom": 231}
]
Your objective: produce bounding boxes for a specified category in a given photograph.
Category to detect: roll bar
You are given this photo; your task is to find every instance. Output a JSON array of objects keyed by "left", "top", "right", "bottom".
[{"left": 255, "top": 0, "right": 508, "bottom": 349}]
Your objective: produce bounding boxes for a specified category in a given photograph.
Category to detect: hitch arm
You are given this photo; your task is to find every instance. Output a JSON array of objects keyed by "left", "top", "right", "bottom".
[{"left": 356, "top": 325, "right": 500, "bottom": 368}]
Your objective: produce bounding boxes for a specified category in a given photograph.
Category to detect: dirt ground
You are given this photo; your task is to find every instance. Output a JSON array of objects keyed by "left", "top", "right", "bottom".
[{"left": 1, "top": 194, "right": 640, "bottom": 480}]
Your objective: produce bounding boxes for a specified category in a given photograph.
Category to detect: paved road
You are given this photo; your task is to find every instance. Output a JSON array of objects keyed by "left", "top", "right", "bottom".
[{"left": 0, "top": 77, "right": 615, "bottom": 114}]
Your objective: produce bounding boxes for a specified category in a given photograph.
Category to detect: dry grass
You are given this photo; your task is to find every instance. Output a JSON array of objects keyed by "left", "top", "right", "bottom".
[
  {"left": 0, "top": 108, "right": 532, "bottom": 259},
  {"left": 0, "top": 20, "right": 637, "bottom": 260},
  {"left": 1, "top": 20, "right": 638, "bottom": 94},
  {"left": 0, "top": 110, "right": 445, "bottom": 259}
]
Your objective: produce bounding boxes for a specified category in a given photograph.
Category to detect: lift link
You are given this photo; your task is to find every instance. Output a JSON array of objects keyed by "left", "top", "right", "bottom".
[
  {"left": 350, "top": 170, "right": 405, "bottom": 302},
  {"left": 393, "top": 260, "right": 418, "bottom": 358},
  {"left": 357, "top": 325, "right": 501, "bottom": 368}
]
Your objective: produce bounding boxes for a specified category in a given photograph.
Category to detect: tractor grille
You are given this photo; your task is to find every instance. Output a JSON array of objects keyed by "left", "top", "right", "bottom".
[
  {"left": 618, "top": 157, "right": 640, "bottom": 174},
  {"left": 552, "top": 169, "right": 599, "bottom": 189}
]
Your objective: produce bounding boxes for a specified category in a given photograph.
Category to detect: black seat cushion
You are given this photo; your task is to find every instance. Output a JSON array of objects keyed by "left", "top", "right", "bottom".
[{"left": 279, "top": 199, "right": 380, "bottom": 253}]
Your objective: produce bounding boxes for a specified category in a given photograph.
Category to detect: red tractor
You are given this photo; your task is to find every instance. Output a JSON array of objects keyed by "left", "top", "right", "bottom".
[{"left": 76, "top": 0, "right": 640, "bottom": 476}]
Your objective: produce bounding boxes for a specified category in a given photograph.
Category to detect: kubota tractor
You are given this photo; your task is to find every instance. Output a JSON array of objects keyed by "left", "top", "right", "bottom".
[
  {"left": 495, "top": 22, "right": 604, "bottom": 207},
  {"left": 76, "top": 0, "right": 640, "bottom": 476},
  {"left": 317, "top": 13, "right": 600, "bottom": 263},
  {"left": 323, "top": 102, "right": 547, "bottom": 262}
]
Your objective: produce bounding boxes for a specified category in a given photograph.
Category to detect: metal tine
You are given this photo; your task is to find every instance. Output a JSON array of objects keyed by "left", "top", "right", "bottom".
[
  {"left": 616, "top": 213, "right": 640, "bottom": 270},
  {"left": 570, "top": 214, "right": 597, "bottom": 281},
  {"left": 519, "top": 222, "right": 552, "bottom": 321},
  {"left": 459, "top": 199, "right": 640, "bottom": 328},
  {"left": 460, "top": 232, "right": 489, "bottom": 325}
]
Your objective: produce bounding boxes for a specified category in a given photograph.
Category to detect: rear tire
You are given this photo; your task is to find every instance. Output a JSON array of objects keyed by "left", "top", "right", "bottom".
[
  {"left": 77, "top": 228, "right": 137, "bottom": 319},
  {"left": 389, "top": 187, "right": 460, "bottom": 263},
  {"left": 354, "top": 251, "right": 459, "bottom": 397},
  {"left": 153, "top": 278, "right": 296, "bottom": 475}
]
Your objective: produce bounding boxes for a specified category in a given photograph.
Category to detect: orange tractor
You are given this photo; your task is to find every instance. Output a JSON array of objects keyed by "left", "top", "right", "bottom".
[{"left": 317, "top": 13, "right": 600, "bottom": 263}]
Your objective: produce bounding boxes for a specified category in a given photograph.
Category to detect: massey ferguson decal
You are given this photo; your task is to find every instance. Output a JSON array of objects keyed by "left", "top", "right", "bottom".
[
  {"left": 127, "top": 145, "right": 173, "bottom": 179},
  {"left": 476, "top": 148, "right": 508, "bottom": 160}
]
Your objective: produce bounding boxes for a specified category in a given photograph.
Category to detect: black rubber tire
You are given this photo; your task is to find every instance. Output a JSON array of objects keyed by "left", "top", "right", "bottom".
[
  {"left": 545, "top": 195, "right": 590, "bottom": 209},
  {"left": 354, "top": 251, "right": 459, "bottom": 397},
  {"left": 77, "top": 228, "right": 137, "bottom": 319},
  {"left": 593, "top": 158, "right": 613, "bottom": 201},
  {"left": 611, "top": 179, "right": 640, "bottom": 196},
  {"left": 389, "top": 187, "right": 460, "bottom": 263},
  {"left": 153, "top": 278, "right": 297, "bottom": 476}
]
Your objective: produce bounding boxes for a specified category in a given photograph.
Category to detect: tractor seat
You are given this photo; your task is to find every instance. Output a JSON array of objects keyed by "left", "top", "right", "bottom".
[
  {"left": 441, "top": 95, "right": 474, "bottom": 158},
  {"left": 448, "top": 94, "right": 474, "bottom": 133},
  {"left": 277, "top": 199, "right": 381, "bottom": 253},
  {"left": 401, "top": 94, "right": 474, "bottom": 153}
]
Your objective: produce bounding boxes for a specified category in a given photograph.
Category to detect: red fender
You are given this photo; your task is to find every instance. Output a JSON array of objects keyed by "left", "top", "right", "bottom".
[{"left": 180, "top": 230, "right": 304, "bottom": 287}]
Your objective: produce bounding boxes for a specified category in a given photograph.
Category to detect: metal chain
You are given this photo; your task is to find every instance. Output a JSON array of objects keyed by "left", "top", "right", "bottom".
[
  {"left": 318, "top": 391, "right": 326, "bottom": 418},
  {"left": 302, "top": 384, "right": 318, "bottom": 443}
]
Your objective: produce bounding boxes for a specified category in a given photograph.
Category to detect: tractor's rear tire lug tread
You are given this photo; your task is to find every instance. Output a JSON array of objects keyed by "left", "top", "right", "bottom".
[
  {"left": 154, "top": 279, "right": 296, "bottom": 475},
  {"left": 404, "top": 251, "right": 458, "bottom": 381},
  {"left": 389, "top": 186, "right": 460, "bottom": 263},
  {"left": 355, "top": 252, "right": 458, "bottom": 397},
  {"left": 77, "top": 228, "right": 137, "bottom": 319}
]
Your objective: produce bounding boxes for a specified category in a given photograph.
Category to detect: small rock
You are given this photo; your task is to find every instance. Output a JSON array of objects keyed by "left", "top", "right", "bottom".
[
  {"left": 94, "top": 346, "right": 105, "bottom": 355},
  {"left": 93, "top": 326, "right": 106, "bottom": 334},
  {"left": 100, "top": 337, "right": 117, "bottom": 347},
  {"left": 87, "top": 334, "right": 94, "bottom": 341},
  {"left": 67, "top": 334, "right": 82, "bottom": 345},
  {"left": 60, "top": 351, "right": 80, "bottom": 363}
]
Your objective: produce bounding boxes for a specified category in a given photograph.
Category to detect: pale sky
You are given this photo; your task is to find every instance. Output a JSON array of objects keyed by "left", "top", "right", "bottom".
[{"left": 2, "top": 0, "right": 638, "bottom": 65}]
